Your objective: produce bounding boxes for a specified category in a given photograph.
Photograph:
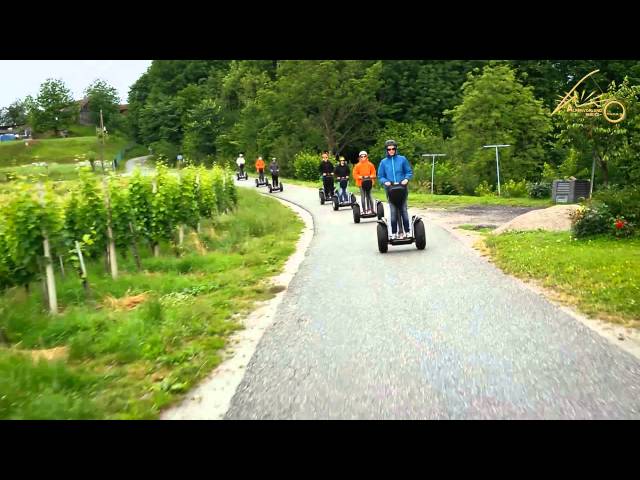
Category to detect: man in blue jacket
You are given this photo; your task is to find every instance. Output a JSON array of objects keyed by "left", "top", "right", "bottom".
[{"left": 378, "top": 139, "right": 413, "bottom": 239}]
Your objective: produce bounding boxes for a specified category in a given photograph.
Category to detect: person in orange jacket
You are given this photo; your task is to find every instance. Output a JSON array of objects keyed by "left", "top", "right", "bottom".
[
  {"left": 255, "top": 156, "right": 266, "bottom": 182},
  {"left": 353, "top": 150, "right": 377, "bottom": 214}
]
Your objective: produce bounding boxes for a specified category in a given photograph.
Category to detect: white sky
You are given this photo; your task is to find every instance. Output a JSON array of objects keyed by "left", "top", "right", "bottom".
[{"left": 0, "top": 60, "right": 152, "bottom": 107}]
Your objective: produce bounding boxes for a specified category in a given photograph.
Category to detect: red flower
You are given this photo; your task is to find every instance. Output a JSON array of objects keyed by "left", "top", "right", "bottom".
[{"left": 615, "top": 219, "right": 626, "bottom": 230}]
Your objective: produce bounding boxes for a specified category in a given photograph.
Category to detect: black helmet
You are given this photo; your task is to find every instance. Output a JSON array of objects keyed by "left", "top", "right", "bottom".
[{"left": 384, "top": 139, "right": 398, "bottom": 149}]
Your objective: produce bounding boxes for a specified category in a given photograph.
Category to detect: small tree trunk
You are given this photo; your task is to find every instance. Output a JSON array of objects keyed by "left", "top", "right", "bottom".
[
  {"left": 75, "top": 241, "right": 90, "bottom": 296},
  {"left": 129, "top": 222, "right": 142, "bottom": 271},
  {"left": 42, "top": 236, "right": 58, "bottom": 314},
  {"left": 58, "top": 255, "right": 65, "bottom": 278}
]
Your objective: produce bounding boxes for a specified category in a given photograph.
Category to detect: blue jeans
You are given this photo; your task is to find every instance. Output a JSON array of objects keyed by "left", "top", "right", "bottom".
[
  {"left": 338, "top": 180, "right": 348, "bottom": 202},
  {"left": 386, "top": 189, "right": 410, "bottom": 234}
]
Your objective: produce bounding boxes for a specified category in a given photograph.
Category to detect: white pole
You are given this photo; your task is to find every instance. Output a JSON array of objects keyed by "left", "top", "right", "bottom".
[
  {"left": 431, "top": 156, "right": 435, "bottom": 194},
  {"left": 102, "top": 178, "right": 118, "bottom": 279},
  {"left": 495, "top": 147, "right": 501, "bottom": 197},
  {"left": 38, "top": 184, "right": 57, "bottom": 314},
  {"left": 421, "top": 154, "right": 445, "bottom": 195},
  {"left": 483, "top": 145, "right": 509, "bottom": 197}
]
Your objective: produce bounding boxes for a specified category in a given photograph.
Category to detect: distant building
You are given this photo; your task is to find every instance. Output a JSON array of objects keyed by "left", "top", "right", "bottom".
[{"left": 75, "top": 98, "right": 129, "bottom": 125}]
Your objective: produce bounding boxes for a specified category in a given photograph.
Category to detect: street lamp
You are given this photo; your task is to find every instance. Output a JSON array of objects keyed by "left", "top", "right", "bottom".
[
  {"left": 482, "top": 144, "right": 510, "bottom": 196},
  {"left": 421, "top": 153, "right": 446, "bottom": 194}
]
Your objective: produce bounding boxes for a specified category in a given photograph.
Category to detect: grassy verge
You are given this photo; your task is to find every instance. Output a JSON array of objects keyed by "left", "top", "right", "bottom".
[
  {"left": 457, "top": 224, "right": 496, "bottom": 233},
  {"left": 279, "top": 177, "right": 551, "bottom": 209},
  {"left": 0, "top": 135, "right": 129, "bottom": 168},
  {"left": 0, "top": 188, "right": 304, "bottom": 419},
  {"left": 483, "top": 231, "right": 640, "bottom": 326}
]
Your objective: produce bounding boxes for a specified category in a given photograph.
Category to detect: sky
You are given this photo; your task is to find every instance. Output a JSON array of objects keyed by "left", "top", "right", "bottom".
[{"left": 0, "top": 60, "right": 152, "bottom": 108}]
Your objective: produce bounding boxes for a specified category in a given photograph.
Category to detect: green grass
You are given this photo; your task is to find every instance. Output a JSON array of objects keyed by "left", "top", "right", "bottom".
[
  {"left": 0, "top": 163, "right": 92, "bottom": 183},
  {"left": 279, "top": 177, "right": 552, "bottom": 209},
  {"left": 483, "top": 231, "right": 640, "bottom": 325},
  {"left": 0, "top": 135, "right": 129, "bottom": 168},
  {"left": 0, "top": 188, "right": 304, "bottom": 419},
  {"left": 457, "top": 224, "right": 496, "bottom": 233}
]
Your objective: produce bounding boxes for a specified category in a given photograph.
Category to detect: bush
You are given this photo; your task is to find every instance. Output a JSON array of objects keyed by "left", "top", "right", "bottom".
[
  {"left": 570, "top": 203, "right": 611, "bottom": 238},
  {"left": 293, "top": 151, "right": 320, "bottom": 181},
  {"left": 474, "top": 181, "right": 495, "bottom": 196},
  {"left": 613, "top": 216, "right": 636, "bottom": 238},
  {"left": 593, "top": 185, "right": 640, "bottom": 223},
  {"left": 502, "top": 179, "right": 528, "bottom": 198},
  {"left": 527, "top": 181, "right": 551, "bottom": 199}
]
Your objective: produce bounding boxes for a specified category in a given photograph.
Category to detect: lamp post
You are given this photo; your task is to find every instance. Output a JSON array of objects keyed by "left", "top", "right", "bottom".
[
  {"left": 482, "top": 144, "right": 510, "bottom": 196},
  {"left": 421, "top": 154, "right": 446, "bottom": 194}
]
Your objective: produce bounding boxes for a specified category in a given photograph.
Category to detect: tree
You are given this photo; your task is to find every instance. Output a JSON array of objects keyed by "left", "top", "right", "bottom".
[
  {"left": 379, "top": 60, "right": 488, "bottom": 136},
  {"left": 84, "top": 79, "right": 120, "bottom": 128},
  {"left": 28, "top": 79, "right": 77, "bottom": 135},
  {"left": 182, "top": 98, "right": 224, "bottom": 162},
  {"left": 240, "top": 60, "right": 383, "bottom": 160},
  {"left": 0, "top": 99, "right": 28, "bottom": 125},
  {"left": 555, "top": 77, "right": 640, "bottom": 188},
  {"left": 446, "top": 64, "right": 552, "bottom": 189}
]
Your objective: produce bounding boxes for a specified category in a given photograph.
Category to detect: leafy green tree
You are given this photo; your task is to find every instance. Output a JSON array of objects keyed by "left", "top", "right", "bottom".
[
  {"left": 84, "top": 79, "right": 120, "bottom": 128},
  {"left": 0, "top": 99, "right": 29, "bottom": 125},
  {"left": 28, "top": 79, "right": 77, "bottom": 135},
  {"left": 379, "top": 60, "right": 488, "bottom": 136},
  {"left": 182, "top": 98, "right": 224, "bottom": 162},
  {"left": 446, "top": 64, "right": 552, "bottom": 188},
  {"left": 555, "top": 77, "right": 640, "bottom": 187}
]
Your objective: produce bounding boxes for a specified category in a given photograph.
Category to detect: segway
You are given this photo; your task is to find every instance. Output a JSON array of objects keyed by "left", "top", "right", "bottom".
[
  {"left": 352, "top": 176, "right": 384, "bottom": 223},
  {"left": 268, "top": 172, "right": 283, "bottom": 193},
  {"left": 332, "top": 177, "right": 356, "bottom": 211},
  {"left": 319, "top": 173, "right": 336, "bottom": 205},
  {"left": 376, "top": 183, "right": 426, "bottom": 253},
  {"left": 255, "top": 169, "right": 268, "bottom": 187},
  {"left": 236, "top": 165, "right": 248, "bottom": 181}
]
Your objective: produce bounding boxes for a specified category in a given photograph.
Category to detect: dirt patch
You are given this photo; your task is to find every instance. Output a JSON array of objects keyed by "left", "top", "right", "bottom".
[
  {"left": 493, "top": 205, "right": 580, "bottom": 234},
  {"left": 103, "top": 292, "right": 149, "bottom": 311},
  {"left": 5, "top": 346, "right": 71, "bottom": 362}
]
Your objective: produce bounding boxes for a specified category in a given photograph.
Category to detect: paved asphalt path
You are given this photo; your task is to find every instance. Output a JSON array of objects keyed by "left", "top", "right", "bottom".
[{"left": 225, "top": 179, "right": 640, "bottom": 419}]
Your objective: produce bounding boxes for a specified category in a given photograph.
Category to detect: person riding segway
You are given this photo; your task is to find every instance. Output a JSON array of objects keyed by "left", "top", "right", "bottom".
[
  {"left": 376, "top": 140, "right": 426, "bottom": 252},
  {"left": 332, "top": 156, "right": 356, "bottom": 210},
  {"left": 255, "top": 156, "right": 267, "bottom": 187},
  {"left": 268, "top": 157, "right": 283, "bottom": 193},
  {"left": 236, "top": 153, "right": 248, "bottom": 180},
  {"left": 352, "top": 150, "right": 384, "bottom": 223},
  {"left": 318, "top": 151, "right": 335, "bottom": 205}
]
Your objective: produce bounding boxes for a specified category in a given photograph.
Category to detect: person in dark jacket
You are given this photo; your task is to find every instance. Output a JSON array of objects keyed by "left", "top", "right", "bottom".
[
  {"left": 269, "top": 157, "right": 280, "bottom": 187},
  {"left": 334, "top": 156, "right": 350, "bottom": 203},
  {"left": 319, "top": 151, "right": 334, "bottom": 197},
  {"left": 378, "top": 139, "right": 413, "bottom": 239}
]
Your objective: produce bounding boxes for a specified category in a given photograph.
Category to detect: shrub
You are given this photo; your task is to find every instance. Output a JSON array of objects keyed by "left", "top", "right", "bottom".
[
  {"left": 527, "top": 181, "right": 551, "bottom": 199},
  {"left": 474, "top": 180, "right": 495, "bottom": 197},
  {"left": 570, "top": 203, "right": 611, "bottom": 238},
  {"left": 612, "top": 216, "right": 636, "bottom": 238},
  {"left": 593, "top": 185, "right": 640, "bottom": 223},
  {"left": 293, "top": 151, "right": 320, "bottom": 181},
  {"left": 502, "top": 179, "right": 528, "bottom": 198}
]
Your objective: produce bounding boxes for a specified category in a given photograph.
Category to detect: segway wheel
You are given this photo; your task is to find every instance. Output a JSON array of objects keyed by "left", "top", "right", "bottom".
[
  {"left": 377, "top": 202, "right": 384, "bottom": 219},
  {"left": 268, "top": 185, "right": 273, "bottom": 193},
  {"left": 280, "top": 183, "right": 284, "bottom": 191},
  {"left": 415, "top": 218, "right": 426, "bottom": 250},
  {"left": 377, "top": 223, "right": 389, "bottom": 253},
  {"left": 320, "top": 191, "right": 325, "bottom": 205},
  {"left": 255, "top": 179, "right": 259, "bottom": 187},
  {"left": 352, "top": 203, "right": 361, "bottom": 223},
  {"left": 332, "top": 196, "right": 339, "bottom": 211},
  {"left": 350, "top": 193, "right": 356, "bottom": 204}
]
